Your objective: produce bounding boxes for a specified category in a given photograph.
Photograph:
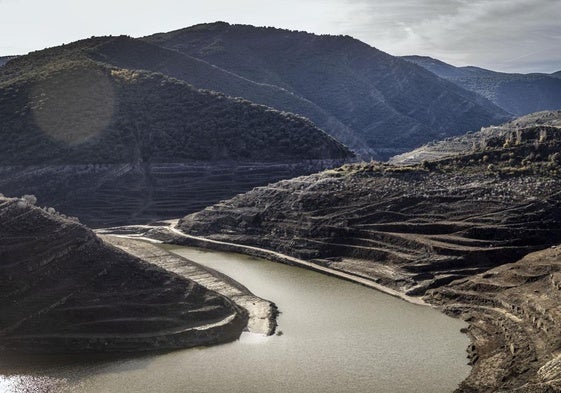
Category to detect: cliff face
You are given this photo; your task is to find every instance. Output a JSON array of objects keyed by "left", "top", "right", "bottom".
[
  {"left": 403, "top": 56, "right": 561, "bottom": 116},
  {"left": 0, "top": 196, "right": 246, "bottom": 353},
  {"left": 391, "top": 110, "right": 561, "bottom": 165}
]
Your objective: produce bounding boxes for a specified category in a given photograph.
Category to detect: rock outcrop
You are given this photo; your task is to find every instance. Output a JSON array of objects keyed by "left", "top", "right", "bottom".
[
  {"left": 390, "top": 110, "right": 561, "bottom": 165},
  {"left": 0, "top": 196, "right": 246, "bottom": 353}
]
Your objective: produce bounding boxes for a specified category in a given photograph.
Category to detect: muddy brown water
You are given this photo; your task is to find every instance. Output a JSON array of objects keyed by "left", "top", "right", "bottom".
[{"left": 0, "top": 246, "right": 470, "bottom": 393}]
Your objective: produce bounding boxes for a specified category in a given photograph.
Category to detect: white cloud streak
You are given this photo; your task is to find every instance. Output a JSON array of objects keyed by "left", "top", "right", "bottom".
[
  {"left": 339, "top": 0, "right": 561, "bottom": 72},
  {"left": 0, "top": 0, "right": 558, "bottom": 73}
]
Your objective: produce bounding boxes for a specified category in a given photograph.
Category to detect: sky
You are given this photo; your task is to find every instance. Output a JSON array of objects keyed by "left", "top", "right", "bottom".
[{"left": 0, "top": 0, "right": 559, "bottom": 73}]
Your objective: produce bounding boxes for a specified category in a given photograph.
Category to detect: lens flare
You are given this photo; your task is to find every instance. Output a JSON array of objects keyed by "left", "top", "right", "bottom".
[{"left": 31, "top": 66, "right": 116, "bottom": 145}]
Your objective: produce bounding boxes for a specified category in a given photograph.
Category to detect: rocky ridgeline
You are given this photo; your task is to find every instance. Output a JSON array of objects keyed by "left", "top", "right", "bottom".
[
  {"left": 390, "top": 110, "right": 561, "bottom": 165},
  {"left": 0, "top": 196, "right": 246, "bottom": 353}
]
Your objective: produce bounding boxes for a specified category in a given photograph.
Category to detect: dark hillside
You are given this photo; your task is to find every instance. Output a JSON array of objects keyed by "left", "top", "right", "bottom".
[
  {"left": 0, "top": 196, "right": 245, "bottom": 353},
  {"left": 86, "top": 36, "right": 368, "bottom": 155},
  {"left": 145, "top": 22, "right": 510, "bottom": 158},
  {"left": 404, "top": 55, "right": 561, "bottom": 116},
  {"left": 0, "top": 40, "right": 351, "bottom": 225},
  {"left": 0, "top": 59, "right": 351, "bottom": 164}
]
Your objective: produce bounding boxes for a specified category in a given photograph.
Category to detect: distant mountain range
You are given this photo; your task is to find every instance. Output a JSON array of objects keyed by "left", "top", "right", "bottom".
[
  {"left": 403, "top": 55, "right": 561, "bottom": 117},
  {"left": 143, "top": 22, "right": 510, "bottom": 158}
]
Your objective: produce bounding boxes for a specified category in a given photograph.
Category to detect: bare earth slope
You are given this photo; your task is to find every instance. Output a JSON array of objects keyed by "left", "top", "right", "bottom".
[
  {"left": 0, "top": 196, "right": 246, "bottom": 353},
  {"left": 431, "top": 247, "right": 561, "bottom": 392},
  {"left": 177, "top": 125, "right": 561, "bottom": 392}
]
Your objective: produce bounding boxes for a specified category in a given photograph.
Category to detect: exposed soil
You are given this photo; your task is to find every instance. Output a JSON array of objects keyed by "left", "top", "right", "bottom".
[{"left": 0, "top": 196, "right": 247, "bottom": 353}]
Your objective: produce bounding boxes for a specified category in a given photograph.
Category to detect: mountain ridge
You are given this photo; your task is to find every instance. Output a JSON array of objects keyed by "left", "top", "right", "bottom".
[
  {"left": 403, "top": 55, "right": 561, "bottom": 116},
  {"left": 144, "top": 22, "right": 510, "bottom": 159}
]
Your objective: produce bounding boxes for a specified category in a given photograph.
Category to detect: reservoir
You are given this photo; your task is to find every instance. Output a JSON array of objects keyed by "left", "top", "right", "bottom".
[{"left": 0, "top": 246, "right": 470, "bottom": 393}]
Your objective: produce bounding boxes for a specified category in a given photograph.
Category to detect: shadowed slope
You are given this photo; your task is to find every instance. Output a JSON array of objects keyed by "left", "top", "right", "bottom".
[
  {"left": 145, "top": 22, "right": 510, "bottom": 159},
  {"left": 0, "top": 196, "right": 246, "bottom": 353},
  {"left": 404, "top": 56, "right": 561, "bottom": 116}
]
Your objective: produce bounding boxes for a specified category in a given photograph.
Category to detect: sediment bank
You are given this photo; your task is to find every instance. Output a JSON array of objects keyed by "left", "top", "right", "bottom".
[{"left": 102, "top": 235, "right": 278, "bottom": 335}]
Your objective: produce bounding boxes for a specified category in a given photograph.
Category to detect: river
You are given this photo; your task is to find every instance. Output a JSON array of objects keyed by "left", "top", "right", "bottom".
[{"left": 0, "top": 246, "right": 470, "bottom": 393}]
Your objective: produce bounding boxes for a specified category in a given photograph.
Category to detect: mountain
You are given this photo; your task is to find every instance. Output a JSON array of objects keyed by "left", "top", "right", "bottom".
[
  {"left": 0, "top": 45, "right": 350, "bottom": 164},
  {"left": 144, "top": 22, "right": 510, "bottom": 159},
  {"left": 0, "top": 38, "right": 351, "bottom": 225},
  {"left": 552, "top": 70, "right": 561, "bottom": 79},
  {"left": 403, "top": 55, "right": 561, "bottom": 116},
  {"left": 86, "top": 35, "right": 368, "bottom": 155},
  {"left": 175, "top": 121, "right": 561, "bottom": 392},
  {"left": 0, "top": 195, "right": 246, "bottom": 353},
  {"left": 390, "top": 110, "right": 561, "bottom": 165}
]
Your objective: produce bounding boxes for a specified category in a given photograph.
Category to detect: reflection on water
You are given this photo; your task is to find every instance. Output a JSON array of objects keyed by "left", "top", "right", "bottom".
[{"left": 0, "top": 247, "right": 471, "bottom": 393}]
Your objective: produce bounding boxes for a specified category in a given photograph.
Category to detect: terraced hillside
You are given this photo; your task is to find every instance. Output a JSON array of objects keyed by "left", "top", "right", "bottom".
[
  {"left": 175, "top": 121, "right": 561, "bottom": 392},
  {"left": 179, "top": 125, "right": 561, "bottom": 296},
  {"left": 145, "top": 22, "right": 510, "bottom": 158},
  {"left": 0, "top": 160, "right": 344, "bottom": 227},
  {"left": 0, "top": 196, "right": 246, "bottom": 353},
  {"left": 430, "top": 247, "right": 561, "bottom": 392}
]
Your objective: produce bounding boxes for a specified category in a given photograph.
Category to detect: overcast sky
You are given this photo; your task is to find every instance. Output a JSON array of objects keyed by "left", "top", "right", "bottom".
[{"left": 1, "top": 0, "right": 559, "bottom": 73}]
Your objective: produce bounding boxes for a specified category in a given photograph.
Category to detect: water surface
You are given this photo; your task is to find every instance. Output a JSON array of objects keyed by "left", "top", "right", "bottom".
[{"left": 0, "top": 246, "right": 470, "bottom": 393}]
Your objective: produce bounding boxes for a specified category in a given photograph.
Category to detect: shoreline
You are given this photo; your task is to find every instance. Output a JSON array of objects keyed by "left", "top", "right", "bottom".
[
  {"left": 102, "top": 235, "right": 278, "bottom": 336},
  {"left": 101, "top": 225, "right": 428, "bottom": 307}
]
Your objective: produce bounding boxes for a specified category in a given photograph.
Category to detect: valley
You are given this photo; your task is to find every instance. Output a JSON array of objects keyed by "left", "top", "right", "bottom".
[{"left": 1, "top": 19, "right": 561, "bottom": 393}]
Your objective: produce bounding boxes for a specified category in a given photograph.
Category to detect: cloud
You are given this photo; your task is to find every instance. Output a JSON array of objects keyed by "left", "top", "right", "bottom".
[
  {"left": 0, "top": 0, "right": 558, "bottom": 73},
  {"left": 338, "top": 0, "right": 561, "bottom": 73}
]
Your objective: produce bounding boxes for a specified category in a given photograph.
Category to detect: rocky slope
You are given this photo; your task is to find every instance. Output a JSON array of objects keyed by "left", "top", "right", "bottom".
[
  {"left": 403, "top": 56, "right": 561, "bottom": 116},
  {"left": 390, "top": 110, "right": 561, "bottom": 165},
  {"left": 0, "top": 54, "right": 350, "bottom": 164},
  {"left": 0, "top": 195, "right": 247, "bottom": 353},
  {"left": 176, "top": 123, "right": 561, "bottom": 391},
  {"left": 430, "top": 246, "right": 561, "bottom": 392},
  {"left": 145, "top": 22, "right": 510, "bottom": 158}
]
